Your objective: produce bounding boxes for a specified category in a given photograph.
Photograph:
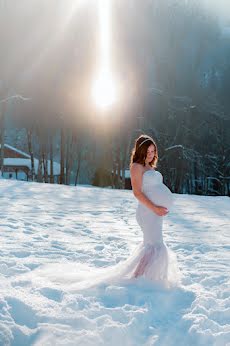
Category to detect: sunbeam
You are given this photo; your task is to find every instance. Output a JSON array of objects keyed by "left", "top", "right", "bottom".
[{"left": 92, "top": 0, "right": 118, "bottom": 109}]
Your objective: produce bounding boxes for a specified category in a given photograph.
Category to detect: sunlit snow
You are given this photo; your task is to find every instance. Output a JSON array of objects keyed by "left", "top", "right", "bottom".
[{"left": 0, "top": 179, "right": 229, "bottom": 345}]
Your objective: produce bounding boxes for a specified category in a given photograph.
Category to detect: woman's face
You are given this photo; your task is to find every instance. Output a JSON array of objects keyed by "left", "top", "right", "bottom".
[{"left": 145, "top": 144, "right": 155, "bottom": 164}]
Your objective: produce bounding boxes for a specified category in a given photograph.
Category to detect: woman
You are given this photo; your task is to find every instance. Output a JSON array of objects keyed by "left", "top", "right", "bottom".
[
  {"left": 129, "top": 134, "right": 177, "bottom": 286},
  {"left": 29, "top": 134, "right": 179, "bottom": 291}
]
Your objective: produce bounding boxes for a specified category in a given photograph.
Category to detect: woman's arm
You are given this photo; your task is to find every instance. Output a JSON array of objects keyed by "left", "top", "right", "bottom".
[{"left": 130, "top": 163, "right": 168, "bottom": 216}]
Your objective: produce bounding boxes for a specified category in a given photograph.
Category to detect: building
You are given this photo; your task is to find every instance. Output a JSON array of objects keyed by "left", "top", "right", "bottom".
[{"left": 1, "top": 144, "right": 61, "bottom": 182}]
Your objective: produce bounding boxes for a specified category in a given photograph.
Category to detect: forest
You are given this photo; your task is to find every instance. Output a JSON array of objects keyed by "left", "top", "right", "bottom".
[{"left": 0, "top": 0, "right": 229, "bottom": 195}]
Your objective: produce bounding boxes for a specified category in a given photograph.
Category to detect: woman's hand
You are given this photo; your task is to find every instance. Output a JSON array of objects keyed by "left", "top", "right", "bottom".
[{"left": 153, "top": 205, "right": 169, "bottom": 216}]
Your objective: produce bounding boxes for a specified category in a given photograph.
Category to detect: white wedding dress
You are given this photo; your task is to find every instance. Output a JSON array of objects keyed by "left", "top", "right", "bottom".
[{"left": 132, "top": 169, "right": 177, "bottom": 284}]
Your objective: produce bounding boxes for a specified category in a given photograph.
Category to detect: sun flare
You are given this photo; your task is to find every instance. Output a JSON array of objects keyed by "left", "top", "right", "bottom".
[{"left": 92, "top": 68, "right": 117, "bottom": 109}]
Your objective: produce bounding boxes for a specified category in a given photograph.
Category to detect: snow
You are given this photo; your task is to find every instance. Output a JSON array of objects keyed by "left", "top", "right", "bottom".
[{"left": 0, "top": 179, "right": 229, "bottom": 346}]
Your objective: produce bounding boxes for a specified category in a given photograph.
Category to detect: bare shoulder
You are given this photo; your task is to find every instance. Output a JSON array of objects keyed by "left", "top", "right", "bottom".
[{"left": 130, "top": 163, "right": 144, "bottom": 176}]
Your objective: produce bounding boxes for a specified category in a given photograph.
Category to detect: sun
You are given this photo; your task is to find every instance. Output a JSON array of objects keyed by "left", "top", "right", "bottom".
[{"left": 92, "top": 68, "right": 117, "bottom": 109}]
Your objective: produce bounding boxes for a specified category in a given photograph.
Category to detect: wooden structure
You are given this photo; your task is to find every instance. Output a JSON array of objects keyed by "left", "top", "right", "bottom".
[
  {"left": 1, "top": 144, "right": 61, "bottom": 182},
  {"left": 1, "top": 144, "right": 31, "bottom": 180}
]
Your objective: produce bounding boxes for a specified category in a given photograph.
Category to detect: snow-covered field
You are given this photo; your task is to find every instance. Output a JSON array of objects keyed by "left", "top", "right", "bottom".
[{"left": 0, "top": 179, "right": 229, "bottom": 346}]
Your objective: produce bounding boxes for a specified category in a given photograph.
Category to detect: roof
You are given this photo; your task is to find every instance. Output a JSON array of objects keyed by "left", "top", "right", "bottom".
[{"left": 0, "top": 144, "right": 31, "bottom": 158}]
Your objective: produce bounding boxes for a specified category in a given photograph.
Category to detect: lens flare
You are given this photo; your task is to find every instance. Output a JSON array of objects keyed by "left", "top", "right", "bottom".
[{"left": 92, "top": 68, "right": 117, "bottom": 109}]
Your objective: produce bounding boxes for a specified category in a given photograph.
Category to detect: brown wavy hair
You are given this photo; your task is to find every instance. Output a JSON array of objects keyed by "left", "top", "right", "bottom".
[{"left": 130, "top": 134, "right": 158, "bottom": 168}]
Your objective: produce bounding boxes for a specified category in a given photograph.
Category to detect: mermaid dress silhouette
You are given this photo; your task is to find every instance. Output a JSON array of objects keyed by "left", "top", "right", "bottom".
[{"left": 132, "top": 169, "right": 175, "bottom": 284}]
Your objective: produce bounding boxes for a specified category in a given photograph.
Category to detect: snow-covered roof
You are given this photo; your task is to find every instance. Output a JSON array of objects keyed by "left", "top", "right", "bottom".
[
  {"left": 3, "top": 158, "right": 61, "bottom": 175},
  {"left": 0, "top": 143, "right": 30, "bottom": 158}
]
